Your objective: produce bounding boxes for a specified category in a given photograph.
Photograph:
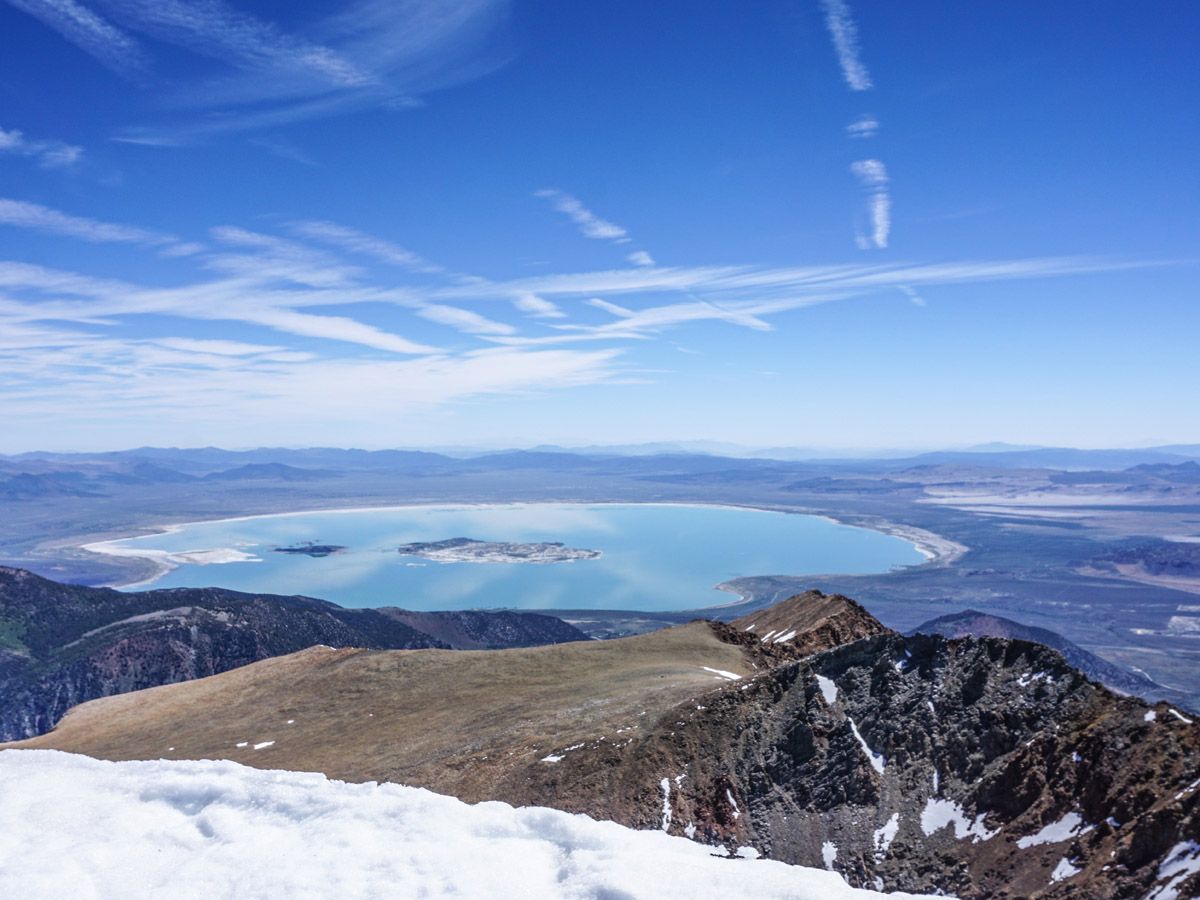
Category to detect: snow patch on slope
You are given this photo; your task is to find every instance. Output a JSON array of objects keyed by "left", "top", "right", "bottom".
[
  {"left": 847, "top": 717, "right": 885, "bottom": 774},
  {"left": 816, "top": 674, "right": 838, "bottom": 705},
  {"left": 0, "top": 751, "right": 931, "bottom": 899},
  {"left": 920, "top": 799, "right": 997, "bottom": 842},
  {"left": 1016, "top": 811, "right": 1093, "bottom": 849}
]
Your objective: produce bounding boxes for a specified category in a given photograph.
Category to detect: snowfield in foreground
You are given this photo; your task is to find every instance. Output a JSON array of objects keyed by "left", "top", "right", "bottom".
[{"left": 0, "top": 750, "right": 930, "bottom": 900}]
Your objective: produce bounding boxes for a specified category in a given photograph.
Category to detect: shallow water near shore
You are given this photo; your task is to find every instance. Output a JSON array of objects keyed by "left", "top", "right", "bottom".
[{"left": 90, "top": 503, "right": 926, "bottom": 611}]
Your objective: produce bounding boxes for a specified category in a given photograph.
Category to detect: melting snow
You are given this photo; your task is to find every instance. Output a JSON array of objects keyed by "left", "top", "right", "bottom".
[
  {"left": 1169, "top": 709, "right": 1194, "bottom": 724},
  {"left": 736, "top": 846, "right": 760, "bottom": 860},
  {"left": 847, "top": 718, "right": 885, "bottom": 774},
  {"left": 684, "top": 822, "right": 696, "bottom": 839},
  {"left": 701, "top": 666, "right": 741, "bottom": 681},
  {"left": 541, "top": 742, "right": 584, "bottom": 763},
  {"left": 659, "top": 778, "right": 672, "bottom": 831},
  {"left": 235, "top": 742, "right": 248, "bottom": 748},
  {"left": 1017, "top": 672, "right": 1050, "bottom": 687},
  {"left": 822, "top": 841, "right": 838, "bottom": 870},
  {"left": 1016, "top": 812, "right": 1093, "bottom": 849},
  {"left": 873, "top": 813, "right": 900, "bottom": 860},
  {"left": 0, "top": 750, "right": 940, "bottom": 900},
  {"left": 1146, "top": 710, "right": 1158, "bottom": 722},
  {"left": 772, "top": 630, "right": 798, "bottom": 644},
  {"left": 725, "top": 789, "right": 741, "bottom": 820},
  {"left": 252, "top": 741, "right": 274, "bottom": 751},
  {"left": 920, "top": 799, "right": 997, "bottom": 842},
  {"left": 1174, "top": 778, "right": 1200, "bottom": 801},
  {"left": 1050, "top": 857, "right": 1080, "bottom": 884},
  {"left": 1148, "top": 841, "right": 1200, "bottom": 900},
  {"left": 816, "top": 675, "right": 838, "bottom": 705}
]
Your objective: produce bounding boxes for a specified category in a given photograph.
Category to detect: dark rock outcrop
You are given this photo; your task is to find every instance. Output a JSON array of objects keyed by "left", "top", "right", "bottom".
[
  {"left": 378, "top": 608, "right": 589, "bottom": 650},
  {"left": 0, "top": 567, "right": 586, "bottom": 741},
  {"left": 498, "top": 617, "right": 1200, "bottom": 898}
]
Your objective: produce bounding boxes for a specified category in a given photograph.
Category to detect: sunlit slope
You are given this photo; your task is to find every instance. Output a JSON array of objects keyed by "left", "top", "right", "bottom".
[{"left": 9, "top": 621, "right": 753, "bottom": 799}]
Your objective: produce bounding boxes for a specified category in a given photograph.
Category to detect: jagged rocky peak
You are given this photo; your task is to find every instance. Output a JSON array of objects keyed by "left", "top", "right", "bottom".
[
  {"left": 522, "top": 630, "right": 1199, "bottom": 898},
  {"left": 725, "top": 589, "right": 891, "bottom": 658}
]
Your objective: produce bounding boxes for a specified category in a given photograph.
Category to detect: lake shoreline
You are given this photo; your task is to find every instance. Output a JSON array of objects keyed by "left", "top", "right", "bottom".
[{"left": 75, "top": 500, "right": 959, "bottom": 608}]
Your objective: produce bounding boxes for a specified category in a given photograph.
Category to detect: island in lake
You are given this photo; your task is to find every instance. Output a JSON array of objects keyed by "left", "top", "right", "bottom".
[
  {"left": 396, "top": 537, "right": 601, "bottom": 564},
  {"left": 273, "top": 541, "right": 347, "bottom": 558}
]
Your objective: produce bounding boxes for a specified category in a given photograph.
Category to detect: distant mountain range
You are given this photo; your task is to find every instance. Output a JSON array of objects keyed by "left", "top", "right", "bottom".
[
  {"left": 909, "top": 609, "right": 1193, "bottom": 708},
  {"left": 6, "top": 443, "right": 1200, "bottom": 481}
]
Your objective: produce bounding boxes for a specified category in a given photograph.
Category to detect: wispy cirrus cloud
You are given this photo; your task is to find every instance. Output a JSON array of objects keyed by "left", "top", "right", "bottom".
[
  {"left": 536, "top": 189, "right": 631, "bottom": 244},
  {"left": 4, "top": 0, "right": 148, "bottom": 77},
  {"left": 818, "top": 0, "right": 873, "bottom": 91},
  {"left": 846, "top": 115, "right": 878, "bottom": 139},
  {"left": 0, "top": 125, "right": 84, "bottom": 168},
  {"left": 417, "top": 304, "right": 515, "bottom": 336},
  {"left": 0, "top": 196, "right": 1173, "bottom": 448},
  {"left": 850, "top": 159, "right": 890, "bottom": 249},
  {"left": 289, "top": 220, "right": 443, "bottom": 274},
  {"left": 0, "top": 197, "right": 175, "bottom": 245},
  {"left": 4, "top": 0, "right": 514, "bottom": 142},
  {"left": 512, "top": 292, "right": 565, "bottom": 319}
]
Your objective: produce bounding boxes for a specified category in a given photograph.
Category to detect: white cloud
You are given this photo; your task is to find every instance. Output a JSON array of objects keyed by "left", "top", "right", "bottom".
[
  {"left": 512, "top": 292, "right": 564, "bottom": 318},
  {"left": 0, "top": 259, "right": 440, "bottom": 355},
  {"left": 151, "top": 337, "right": 288, "bottom": 356},
  {"left": 0, "top": 126, "right": 85, "bottom": 168},
  {"left": 417, "top": 304, "right": 515, "bottom": 336},
  {"left": 0, "top": 197, "right": 175, "bottom": 244},
  {"left": 586, "top": 297, "right": 635, "bottom": 318},
  {"left": 158, "top": 241, "right": 206, "bottom": 258},
  {"left": 207, "top": 226, "right": 362, "bottom": 287},
  {"left": 289, "top": 220, "right": 442, "bottom": 274},
  {"left": 16, "top": 0, "right": 513, "bottom": 140},
  {"left": 819, "top": 0, "right": 873, "bottom": 91},
  {"left": 627, "top": 250, "right": 655, "bottom": 267},
  {"left": 900, "top": 285, "right": 925, "bottom": 306},
  {"left": 536, "top": 189, "right": 631, "bottom": 244},
  {"left": 850, "top": 159, "right": 890, "bottom": 248},
  {"left": 850, "top": 158, "right": 887, "bottom": 188},
  {"left": 0, "top": 199, "right": 1170, "bottom": 444},
  {"left": 846, "top": 115, "right": 878, "bottom": 138},
  {"left": 5, "top": 0, "right": 148, "bottom": 76}
]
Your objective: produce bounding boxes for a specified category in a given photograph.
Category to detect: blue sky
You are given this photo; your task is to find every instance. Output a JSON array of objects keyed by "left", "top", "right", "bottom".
[{"left": 0, "top": 0, "right": 1196, "bottom": 452}]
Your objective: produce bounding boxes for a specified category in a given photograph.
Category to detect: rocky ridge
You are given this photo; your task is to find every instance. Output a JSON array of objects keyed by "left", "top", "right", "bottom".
[
  {"left": 0, "top": 566, "right": 588, "bottom": 741},
  {"left": 5, "top": 584, "right": 1197, "bottom": 897}
]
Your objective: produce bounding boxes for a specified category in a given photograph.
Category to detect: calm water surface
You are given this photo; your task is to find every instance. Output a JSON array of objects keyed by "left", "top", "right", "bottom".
[{"left": 101, "top": 504, "right": 924, "bottom": 611}]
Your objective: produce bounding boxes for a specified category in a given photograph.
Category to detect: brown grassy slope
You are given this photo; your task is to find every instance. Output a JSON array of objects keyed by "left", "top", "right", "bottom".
[{"left": 5, "top": 621, "right": 757, "bottom": 801}]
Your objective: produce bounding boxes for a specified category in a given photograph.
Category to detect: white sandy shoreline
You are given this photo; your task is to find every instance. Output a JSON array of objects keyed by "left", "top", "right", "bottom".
[{"left": 76, "top": 500, "right": 966, "bottom": 598}]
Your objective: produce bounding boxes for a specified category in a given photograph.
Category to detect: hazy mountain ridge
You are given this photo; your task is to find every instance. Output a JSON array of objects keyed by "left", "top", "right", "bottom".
[
  {"left": 908, "top": 609, "right": 1193, "bottom": 708},
  {"left": 0, "top": 567, "right": 588, "bottom": 742}
]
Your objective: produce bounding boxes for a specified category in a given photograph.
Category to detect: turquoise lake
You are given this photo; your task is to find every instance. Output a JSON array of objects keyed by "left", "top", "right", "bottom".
[{"left": 95, "top": 504, "right": 926, "bottom": 611}]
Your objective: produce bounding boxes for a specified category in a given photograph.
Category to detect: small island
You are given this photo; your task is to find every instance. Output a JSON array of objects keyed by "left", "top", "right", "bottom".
[
  {"left": 396, "top": 537, "right": 600, "bottom": 564},
  {"left": 273, "top": 541, "right": 347, "bottom": 558}
]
